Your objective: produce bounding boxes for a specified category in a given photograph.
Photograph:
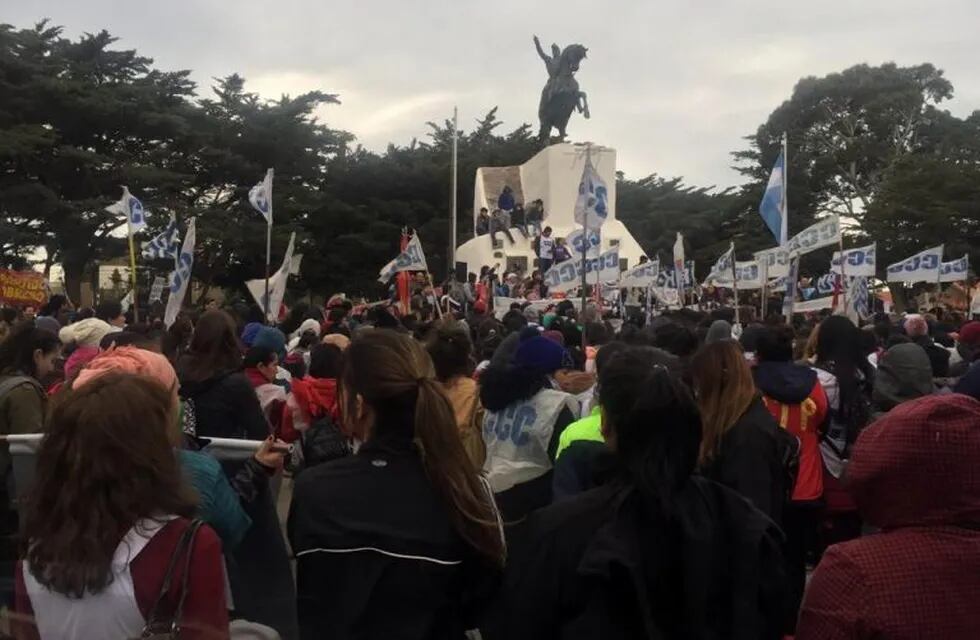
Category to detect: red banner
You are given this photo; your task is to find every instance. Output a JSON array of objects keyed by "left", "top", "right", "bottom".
[{"left": 0, "top": 270, "right": 47, "bottom": 307}]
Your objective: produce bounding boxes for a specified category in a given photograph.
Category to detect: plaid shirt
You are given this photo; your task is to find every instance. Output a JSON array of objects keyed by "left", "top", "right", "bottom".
[{"left": 798, "top": 394, "right": 980, "bottom": 639}]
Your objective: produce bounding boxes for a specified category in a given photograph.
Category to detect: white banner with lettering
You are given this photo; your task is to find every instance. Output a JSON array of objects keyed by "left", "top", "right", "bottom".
[
  {"left": 831, "top": 243, "right": 876, "bottom": 277},
  {"left": 620, "top": 259, "right": 659, "bottom": 288},
  {"left": 886, "top": 245, "right": 944, "bottom": 284},
  {"left": 939, "top": 255, "right": 969, "bottom": 283},
  {"left": 709, "top": 261, "right": 763, "bottom": 290},
  {"left": 543, "top": 249, "right": 620, "bottom": 293},
  {"left": 786, "top": 216, "right": 841, "bottom": 256},
  {"left": 754, "top": 246, "right": 790, "bottom": 278}
]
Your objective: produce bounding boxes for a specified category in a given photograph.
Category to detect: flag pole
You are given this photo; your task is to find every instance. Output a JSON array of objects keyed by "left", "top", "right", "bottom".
[
  {"left": 579, "top": 144, "right": 592, "bottom": 324},
  {"left": 264, "top": 221, "right": 272, "bottom": 323},
  {"left": 838, "top": 234, "right": 848, "bottom": 314},
  {"left": 449, "top": 106, "right": 459, "bottom": 280},
  {"left": 127, "top": 223, "right": 140, "bottom": 324},
  {"left": 731, "top": 244, "right": 740, "bottom": 326}
]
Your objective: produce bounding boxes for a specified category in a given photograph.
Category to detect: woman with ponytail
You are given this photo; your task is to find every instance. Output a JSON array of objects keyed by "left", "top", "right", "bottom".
[
  {"left": 288, "top": 330, "right": 505, "bottom": 640},
  {"left": 484, "top": 346, "right": 787, "bottom": 640}
]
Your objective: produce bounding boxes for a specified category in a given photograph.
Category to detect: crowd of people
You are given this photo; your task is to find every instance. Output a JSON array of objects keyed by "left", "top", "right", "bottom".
[{"left": 0, "top": 286, "right": 979, "bottom": 639}]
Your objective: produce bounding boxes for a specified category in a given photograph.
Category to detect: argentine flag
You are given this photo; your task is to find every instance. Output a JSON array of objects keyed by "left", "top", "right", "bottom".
[
  {"left": 759, "top": 151, "right": 787, "bottom": 245},
  {"left": 141, "top": 215, "right": 180, "bottom": 260}
]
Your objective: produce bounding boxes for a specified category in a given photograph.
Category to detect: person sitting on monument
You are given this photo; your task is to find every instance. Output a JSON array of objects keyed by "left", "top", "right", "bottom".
[
  {"left": 512, "top": 202, "right": 530, "bottom": 239},
  {"left": 490, "top": 209, "right": 515, "bottom": 246},
  {"left": 498, "top": 185, "right": 515, "bottom": 213},
  {"left": 476, "top": 207, "right": 490, "bottom": 236},
  {"left": 526, "top": 199, "right": 545, "bottom": 236}
]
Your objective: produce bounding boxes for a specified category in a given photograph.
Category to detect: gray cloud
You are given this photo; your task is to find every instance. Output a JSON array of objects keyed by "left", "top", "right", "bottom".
[{"left": 7, "top": 0, "right": 979, "bottom": 187}]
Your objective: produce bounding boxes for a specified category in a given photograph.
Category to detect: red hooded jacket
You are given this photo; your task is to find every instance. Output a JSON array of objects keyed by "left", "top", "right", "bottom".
[
  {"left": 797, "top": 394, "right": 980, "bottom": 639},
  {"left": 279, "top": 376, "right": 339, "bottom": 442}
]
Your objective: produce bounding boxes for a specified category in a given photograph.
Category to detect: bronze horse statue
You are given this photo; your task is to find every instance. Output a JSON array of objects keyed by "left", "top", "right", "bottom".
[{"left": 534, "top": 35, "right": 590, "bottom": 143}]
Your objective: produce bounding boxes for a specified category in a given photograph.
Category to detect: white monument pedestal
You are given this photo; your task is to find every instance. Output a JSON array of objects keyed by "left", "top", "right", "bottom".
[{"left": 455, "top": 142, "right": 645, "bottom": 277}]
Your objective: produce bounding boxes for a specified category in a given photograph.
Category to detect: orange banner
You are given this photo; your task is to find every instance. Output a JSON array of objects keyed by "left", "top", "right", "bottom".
[{"left": 0, "top": 270, "right": 47, "bottom": 307}]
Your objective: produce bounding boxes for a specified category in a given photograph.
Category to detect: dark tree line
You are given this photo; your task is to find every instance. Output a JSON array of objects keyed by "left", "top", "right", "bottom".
[{"left": 1, "top": 21, "right": 977, "bottom": 305}]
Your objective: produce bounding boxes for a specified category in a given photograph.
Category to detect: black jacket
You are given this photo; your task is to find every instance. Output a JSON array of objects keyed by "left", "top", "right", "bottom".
[
  {"left": 699, "top": 398, "right": 785, "bottom": 524},
  {"left": 288, "top": 431, "right": 500, "bottom": 640},
  {"left": 178, "top": 369, "right": 269, "bottom": 440},
  {"left": 483, "top": 478, "right": 786, "bottom": 640},
  {"left": 911, "top": 335, "right": 951, "bottom": 378}
]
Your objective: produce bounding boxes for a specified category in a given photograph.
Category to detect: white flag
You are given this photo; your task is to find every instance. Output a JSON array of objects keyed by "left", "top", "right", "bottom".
[
  {"left": 149, "top": 276, "right": 167, "bottom": 304},
  {"left": 106, "top": 186, "right": 147, "bottom": 232},
  {"left": 378, "top": 235, "right": 428, "bottom": 283},
  {"left": 566, "top": 227, "right": 601, "bottom": 257},
  {"left": 706, "top": 243, "right": 735, "bottom": 284},
  {"left": 886, "top": 245, "right": 944, "bottom": 284},
  {"left": 141, "top": 214, "right": 180, "bottom": 261},
  {"left": 164, "top": 218, "right": 196, "bottom": 329},
  {"left": 620, "top": 259, "right": 660, "bottom": 288},
  {"left": 939, "top": 255, "right": 969, "bottom": 283},
  {"left": 755, "top": 246, "right": 790, "bottom": 279},
  {"left": 574, "top": 158, "right": 610, "bottom": 229},
  {"left": 786, "top": 216, "right": 840, "bottom": 256},
  {"left": 831, "top": 243, "right": 876, "bottom": 277},
  {"left": 248, "top": 168, "right": 274, "bottom": 225},
  {"left": 543, "top": 249, "right": 620, "bottom": 293},
  {"left": 246, "top": 233, "right": 296, "bottom": 322},
  {"left": 673, "top": 233, "right": 685, "bottom": 285}
]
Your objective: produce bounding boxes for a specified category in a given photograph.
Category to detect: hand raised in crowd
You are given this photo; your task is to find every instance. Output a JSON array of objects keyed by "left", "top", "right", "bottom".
[{"left": 254, "top": 435, "right": 290, "bottom": 470}]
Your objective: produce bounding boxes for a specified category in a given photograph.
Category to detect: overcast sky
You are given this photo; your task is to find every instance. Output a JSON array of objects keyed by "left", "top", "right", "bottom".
[{"left": 7, "top": 0, "right": 980, "bottom": 188}]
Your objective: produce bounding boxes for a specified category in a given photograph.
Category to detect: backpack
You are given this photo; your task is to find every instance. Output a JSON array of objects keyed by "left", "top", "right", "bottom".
[{"left": 297, "top": 413, "right": 351, "bottom": 475}]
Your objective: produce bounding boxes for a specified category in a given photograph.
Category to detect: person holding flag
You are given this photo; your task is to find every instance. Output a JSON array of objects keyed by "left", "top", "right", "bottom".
[{"left": 106, "top": 186, "right": 148, "bottom": 322}]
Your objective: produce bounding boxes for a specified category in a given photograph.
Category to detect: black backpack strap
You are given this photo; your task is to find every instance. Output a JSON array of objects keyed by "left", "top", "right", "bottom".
[{"left": 141, "top": 519, "right": 204, "bottom": 636}]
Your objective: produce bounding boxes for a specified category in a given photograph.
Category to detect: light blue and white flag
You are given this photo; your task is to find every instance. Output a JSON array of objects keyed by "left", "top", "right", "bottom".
[
  {"left": 164, "top": 218, "right": 196, "bottom": 329},
  {"left": 886, "top": 245, "right": 944, "bottom": 284},
  {"left": 248, "top": 168, "right": 274, "bottom": 225},
  {"left": 105, "top": 186, "right": 147, "bottom": 232},
  {"left": 831, "top": 243, "right": 876, "bottom": 277},
  {"left": 141, "top": 214, "right": 180, "bottom": 261},
  {"left": 939, "top": 255, "right": 969, "bottom": 283},
  {"left": 574, "top": 159, "right": 609, "bottom": 230},
  {"left": 759, "top": 150, "right": 787, "bottom": 245},
  {"left": 378, "top": 234, "right": 428, "bottom": 284}
]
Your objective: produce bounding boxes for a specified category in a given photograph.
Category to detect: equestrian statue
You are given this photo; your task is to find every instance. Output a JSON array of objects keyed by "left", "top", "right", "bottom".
[{"left": 533, "top": 35, "right": 590, "bottom": 143}]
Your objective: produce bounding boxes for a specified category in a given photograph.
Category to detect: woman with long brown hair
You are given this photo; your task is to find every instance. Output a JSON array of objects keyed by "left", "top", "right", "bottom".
[
  {"left": 13, "top": 374, "right": 229, "bottom": 639},
  {"left": 690, "top": 340, "right": 786, "bottom": 521},
  {"left": 289, "top": 329, "right": 504, "bottom": 639},
  {"left": 177, "top": 310, "right": 268, "bottom": 440}
]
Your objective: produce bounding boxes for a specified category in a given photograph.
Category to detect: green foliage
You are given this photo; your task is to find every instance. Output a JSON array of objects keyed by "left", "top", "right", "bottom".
[{"left": 2, "top": 22, "right": 977, "bottom": 305}]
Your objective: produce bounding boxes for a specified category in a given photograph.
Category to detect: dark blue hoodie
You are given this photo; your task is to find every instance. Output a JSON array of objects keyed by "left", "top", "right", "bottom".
[{"left": 753, "top": 361, "right": 818, "bottom": 405}]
